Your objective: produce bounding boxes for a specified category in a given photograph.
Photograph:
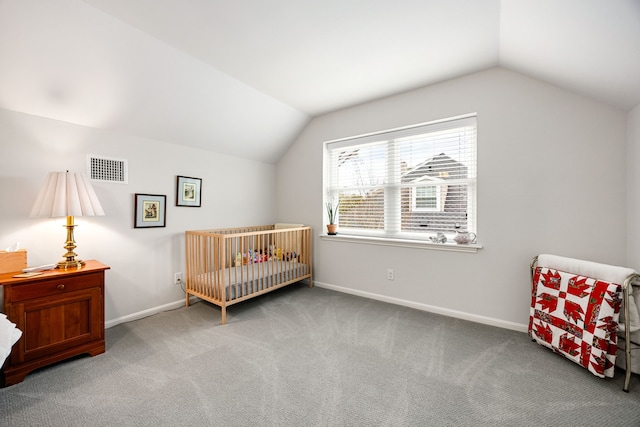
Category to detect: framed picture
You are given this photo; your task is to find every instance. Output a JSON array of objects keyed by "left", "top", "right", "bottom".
[
  {"left": 134, "top": 194, "right": 166, "bottom": 228},
  {"left": 176, "top": 175, "right": 202, "bottom": 207}
]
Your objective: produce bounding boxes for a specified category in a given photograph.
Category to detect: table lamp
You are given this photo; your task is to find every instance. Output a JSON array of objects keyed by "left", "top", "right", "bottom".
[{"left": 30, "top": 171, "right": 105, "bottom": 269}]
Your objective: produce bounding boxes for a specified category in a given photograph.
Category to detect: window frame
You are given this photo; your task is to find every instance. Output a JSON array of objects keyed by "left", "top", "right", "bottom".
[{"left": 323, "top": 114, "right": 479, "bottom": 250}]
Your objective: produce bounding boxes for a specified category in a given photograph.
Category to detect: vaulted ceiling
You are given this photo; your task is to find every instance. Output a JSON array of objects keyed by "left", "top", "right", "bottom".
[{"left": 1, "top": 0, "right": 639, "bottom": 163}]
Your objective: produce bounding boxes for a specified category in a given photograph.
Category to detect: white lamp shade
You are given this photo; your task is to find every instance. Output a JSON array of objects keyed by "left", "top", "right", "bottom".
[{"left": 30, "top": 172, "right": 105, "bottom": 218}]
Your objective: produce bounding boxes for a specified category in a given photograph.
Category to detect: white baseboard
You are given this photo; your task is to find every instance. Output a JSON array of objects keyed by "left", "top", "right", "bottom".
[
  {"left": 105, "top": 296, "right": 198, "bottom": 329},
  {"left": 105, "top": 285, "right": 528, "bottom": 334},
  {"left": 313, "top": 281, "right": 528, "bottom": 333}
]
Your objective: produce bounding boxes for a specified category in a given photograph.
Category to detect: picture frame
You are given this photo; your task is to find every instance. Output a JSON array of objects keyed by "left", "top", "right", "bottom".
[
  {"left": 134, "top": 194, "right": 166, "bottom": 228},
  {"left": 176, "top": 175, "right": 202, "bottom": 207}
]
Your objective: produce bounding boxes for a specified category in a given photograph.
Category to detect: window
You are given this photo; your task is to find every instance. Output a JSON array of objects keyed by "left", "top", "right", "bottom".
[
  {"left": 324, "top": 115, "right": 477, "bottom": 242},
  {"left": 412, "top": 177, "right": 444, "bottom": 212}
]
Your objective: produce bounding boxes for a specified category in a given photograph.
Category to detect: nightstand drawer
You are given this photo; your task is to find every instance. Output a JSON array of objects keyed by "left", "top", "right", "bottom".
[{"left": 10, "top": 272, "right": 103, "bottom": 302}]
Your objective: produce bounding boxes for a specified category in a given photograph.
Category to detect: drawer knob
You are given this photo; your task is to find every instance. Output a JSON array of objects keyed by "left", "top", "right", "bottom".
[{"left": 57, "top": 284, "right": 65, "bottom": 291}]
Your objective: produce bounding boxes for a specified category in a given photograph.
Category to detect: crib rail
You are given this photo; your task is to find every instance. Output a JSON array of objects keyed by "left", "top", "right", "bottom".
[{"left": 185, "top": 225, "right": 312, "bottom": 324}]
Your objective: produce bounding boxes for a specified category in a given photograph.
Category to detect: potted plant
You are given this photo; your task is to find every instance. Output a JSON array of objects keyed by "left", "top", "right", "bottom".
[{"left": 325, "top": 201, "right": 339, "bottom": 235}]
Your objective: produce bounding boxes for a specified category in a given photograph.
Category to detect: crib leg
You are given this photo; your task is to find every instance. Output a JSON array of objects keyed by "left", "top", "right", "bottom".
[{"left": 221, "top": 306, "right": 227, "bottom": 325}]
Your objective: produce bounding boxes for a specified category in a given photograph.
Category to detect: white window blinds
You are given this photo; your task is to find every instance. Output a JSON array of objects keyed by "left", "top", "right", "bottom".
[{"left": 325, "top": 115, "right": 477, "bottom": 241}]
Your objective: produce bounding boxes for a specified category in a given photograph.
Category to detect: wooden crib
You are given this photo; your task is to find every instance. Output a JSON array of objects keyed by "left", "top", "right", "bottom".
[{"left": 185, "top": 224, "right": 312, "bottom": 324}]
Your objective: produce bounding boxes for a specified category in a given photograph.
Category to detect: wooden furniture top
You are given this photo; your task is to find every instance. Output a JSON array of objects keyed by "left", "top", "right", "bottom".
[{"left": 0, "top": 260, "right": 110, "bottom": 286}]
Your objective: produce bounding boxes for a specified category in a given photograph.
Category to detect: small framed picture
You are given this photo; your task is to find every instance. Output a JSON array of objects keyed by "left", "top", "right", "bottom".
[
  {"left": 134, "top": 194, "right": 166, "bottom": 228},
  {"left": 176, "top": 175, "right": 202, "bottom": 207}
]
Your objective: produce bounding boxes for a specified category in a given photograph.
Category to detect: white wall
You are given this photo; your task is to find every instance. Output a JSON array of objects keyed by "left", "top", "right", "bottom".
[
  {"left": 0, "top": 108, "right": 277, "bottom": 326},
  {"left": 276, "top": 67, "right": 628, "bottom": 330},
  {"left": 628, "top": 104, "right": 640, "bottom": 270}
]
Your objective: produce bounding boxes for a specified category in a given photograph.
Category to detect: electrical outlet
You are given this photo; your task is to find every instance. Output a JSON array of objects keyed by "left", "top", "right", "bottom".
[
  {"left": 174, "top": 272, "right": 183, "bottom": 285},
  {"left": 387, "top": 269, "right": 394, "bottom": 280}
]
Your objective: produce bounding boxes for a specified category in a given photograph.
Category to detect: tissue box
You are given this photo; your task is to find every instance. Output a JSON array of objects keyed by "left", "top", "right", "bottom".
[{"left": 0, "top": 249, "right": 27, "bottom": 274}]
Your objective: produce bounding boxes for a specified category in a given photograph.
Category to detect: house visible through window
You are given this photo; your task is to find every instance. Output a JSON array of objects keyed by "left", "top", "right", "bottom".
[{"left": 324, "top": 114, "right": 477, "bottom": 242}]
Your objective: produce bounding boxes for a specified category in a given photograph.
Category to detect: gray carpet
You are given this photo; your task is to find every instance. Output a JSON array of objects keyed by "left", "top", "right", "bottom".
[{"left": 1, "top": 284, "right": 639, "bottom": 426}]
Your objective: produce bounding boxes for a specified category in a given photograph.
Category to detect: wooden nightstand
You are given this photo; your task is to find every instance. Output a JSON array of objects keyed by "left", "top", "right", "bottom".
[{"left": 0, "top": 260, "right": 109, "bottom": 386}]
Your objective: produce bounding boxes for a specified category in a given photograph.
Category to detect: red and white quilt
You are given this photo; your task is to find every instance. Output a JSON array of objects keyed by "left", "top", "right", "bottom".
[{"left": 528, "top": 266, "right": 622, "bottom": 378}]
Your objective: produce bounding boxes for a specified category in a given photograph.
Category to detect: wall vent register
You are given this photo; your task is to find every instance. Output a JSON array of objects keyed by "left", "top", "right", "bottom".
[{"left": 87, "top": 155, "right": 128, "bottom": 184}]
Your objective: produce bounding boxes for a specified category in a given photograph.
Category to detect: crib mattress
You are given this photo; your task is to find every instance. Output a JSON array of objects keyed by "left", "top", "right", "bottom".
[{"left": 194, "top": 261, "right": 309, "bottom": 301}]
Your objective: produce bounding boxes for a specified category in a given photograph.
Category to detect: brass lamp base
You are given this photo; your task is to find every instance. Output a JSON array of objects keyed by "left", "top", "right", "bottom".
[
  {"left": 55, "top": 215, "right": 85, "bottom": 270},
  {"left": 57, "top": 259, "right": 85, "bottom": 270}
]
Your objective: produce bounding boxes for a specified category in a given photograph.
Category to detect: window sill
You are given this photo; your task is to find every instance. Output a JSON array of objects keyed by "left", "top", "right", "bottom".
[{"left": 318, "top": 233, "right": 483, "bottom": 253}]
